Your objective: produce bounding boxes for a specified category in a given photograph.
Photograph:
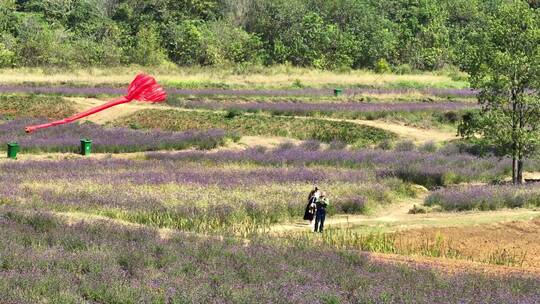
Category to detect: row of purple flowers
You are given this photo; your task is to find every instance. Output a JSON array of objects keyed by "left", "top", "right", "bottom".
[
  {"left": 425, "top": 184, "right": 540, "bottom": 211},
  {"left": 177, "top": 100, "right": 477, "bottom": 114},
  {"left": 146, "top": 146, "right": 522, "bottom": 188},
  {"left": 0, "top": 85, "right": 477, "bottom": 97},
  {"left": 0, "top": 119, "right": 229, "bottom": 153}
]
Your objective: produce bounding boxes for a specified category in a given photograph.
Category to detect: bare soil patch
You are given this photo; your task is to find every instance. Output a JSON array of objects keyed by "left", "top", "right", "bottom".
[{"left": 394, "top": 218, "right": 540, "bottom": 268}]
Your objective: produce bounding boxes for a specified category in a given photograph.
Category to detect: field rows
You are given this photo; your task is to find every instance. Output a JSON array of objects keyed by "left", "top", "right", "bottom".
[
  {"left": 2, "top": 207, "right": 539, "bottom": 303},
  {"left": 0, "top": 85, "right": 477, "bottom": 97},
  {"left": 1, "top": 80, "right": 540, "bottom": 303}
]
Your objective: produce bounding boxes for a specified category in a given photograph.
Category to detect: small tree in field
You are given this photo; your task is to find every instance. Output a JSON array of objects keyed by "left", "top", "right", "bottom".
[{"left": 458, "top": 1, "right": 540, "bottom": 184}]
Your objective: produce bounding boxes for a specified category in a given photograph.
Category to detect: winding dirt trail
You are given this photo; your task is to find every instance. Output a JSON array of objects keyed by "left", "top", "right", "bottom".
[
  {"left": 70, "top": 97, "right": 456, "bottom": 145},
  {"left": 345, "top": 118, "right": 456, "bottom": 143},
  {"left": 287, "top": 115, "right": 456, "bottom": 144},
  {"left": 71, "top": 97, "right": 170, "bottom": 125},
  {"left": 268, "top": 197, "right": 420, "bottom": 233}
]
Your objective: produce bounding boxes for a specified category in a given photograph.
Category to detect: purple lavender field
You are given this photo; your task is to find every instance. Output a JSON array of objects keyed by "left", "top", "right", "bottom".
[
  {"left": 0, "top": 119, "right": 230, "bottom": 153},
  {"left": 2, "top": 85, "right": 540, "bottom": 303},
  {"left": 1, "top": 207, "right": 539, "bottom": 304},
  {"left": 0, "top": 157, "right": 406, "bottom": 233},
  {"left": 146, "top": 146, "right": 523, "bottom": 188},
  {"left": 1, "top": 136, "right": 540, "bottom": 303},
  {"left": 425, "top": 184, "right": 540, "bottom": 211}
]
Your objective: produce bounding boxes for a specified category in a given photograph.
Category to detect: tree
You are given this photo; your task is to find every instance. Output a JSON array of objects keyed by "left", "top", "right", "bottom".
[
  {"left": 131, "top": 23, "right": 167, "bottom": 66},
  {"left": 378, "top": 0, "right": 451, "bottom": 69},
  {"left": 15, "top": 14, "right": 73, "bottom": 67},
  {"left": 458, "top": 1, "right": 540, "bottom": 184}
]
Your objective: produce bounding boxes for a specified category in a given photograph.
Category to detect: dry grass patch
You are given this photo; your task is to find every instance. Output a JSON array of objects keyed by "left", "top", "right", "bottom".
[{"left": 0, "top": 66, "right": 467, "bottom": 89}]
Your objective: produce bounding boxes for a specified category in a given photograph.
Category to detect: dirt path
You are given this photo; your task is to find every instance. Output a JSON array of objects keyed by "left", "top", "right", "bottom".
[
  {"left": 71, "top": 97, "right": 168, "bottom": 125},
  {"left": 350, "top": 119, "right": 456, "bottom": 143},
  {"left": 268, "top": 195, "right": 423, "bottom": 233},
  {"left": 70, "top": 97, "right": 455, "bottom": 145},
  {"left": 269, "top": 192, "right": 540, "bottom": 234},
  {"left": 288, "top": 115, "right": 456, "bottom": 144}
]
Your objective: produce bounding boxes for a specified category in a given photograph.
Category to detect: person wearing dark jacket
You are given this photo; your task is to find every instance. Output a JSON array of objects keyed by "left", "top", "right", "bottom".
[
  {"left": 303, "top": 186, "right": 320, "bottom": 225},
  {"left": 314, "top": 193, "right": 329, "bottom": 233}
]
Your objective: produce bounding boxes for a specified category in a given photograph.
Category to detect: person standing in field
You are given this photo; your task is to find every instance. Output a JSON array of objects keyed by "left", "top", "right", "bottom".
[
  {"left": 314, "top": 192, "right": 329, "bottom": 233},
  {"left": 304, "top": 186, "right": 320, "bottom": 226}
]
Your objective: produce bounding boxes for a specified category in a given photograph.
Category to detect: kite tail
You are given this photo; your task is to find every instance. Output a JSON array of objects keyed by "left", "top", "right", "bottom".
[{"left": 25, "top": 97, "right": 130, "bottom": 133}]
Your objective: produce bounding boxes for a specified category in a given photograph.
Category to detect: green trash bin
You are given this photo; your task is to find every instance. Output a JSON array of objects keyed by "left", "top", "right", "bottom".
[
  {"left": 334, "top": 88, "right": 343, "bottom": 97},
  {"left": 7, "top": 143, "right": 19, "bottom": 159},
  {"left": 80, "top": 139, "right": 92, "bottom": 156}
]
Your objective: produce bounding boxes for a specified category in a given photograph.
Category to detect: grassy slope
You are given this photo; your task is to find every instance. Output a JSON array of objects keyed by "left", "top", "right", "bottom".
[
  {"left": 116, "top": 109, "right": 397, "bottom": 146},
  {"left": 0, "top": 94, "right": 76, "bottom": 120}
]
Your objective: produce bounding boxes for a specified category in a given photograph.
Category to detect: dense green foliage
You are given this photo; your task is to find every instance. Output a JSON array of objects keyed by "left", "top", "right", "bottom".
[
  {"left": 117, "top": 109, "right": 396, "bottom": 146},
  {"left": 0, "top": 0, "right": 537, "bottom": 70}
]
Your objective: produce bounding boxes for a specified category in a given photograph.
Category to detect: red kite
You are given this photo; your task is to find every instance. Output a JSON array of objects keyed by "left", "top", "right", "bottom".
[{"left": 25, "top": 74, "right": 167, "bottom": 133}]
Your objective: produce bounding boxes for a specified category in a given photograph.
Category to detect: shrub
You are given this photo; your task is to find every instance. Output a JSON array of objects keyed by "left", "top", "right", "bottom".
[
  {"left": 378, "top": 139, "right": 394, "bottom": 150},
  {"left": 199, "top": 20, "right": 263, "bottom": 66},
  {"left": 225, "top": 109, "right": 244, "bottom": 119},
  {"left": 395, "top": 140, "right": 416, "bottom": 152},
  {"left": 300, "top": 140, "right": 321, "bottom": 151},
  {"left": 131, "top": 23, "right": 168, "bottom": 66},
  {"left": 0, "top": 42, "right": 15, "bottom": 67},
  {"left": 166, "top": 20, "right": 205, "bottom": 65},
  {"left": 329, "top": 140, "right": 347, "bottom": 150},
  {"left": 374, "top": 58, "right": 392, "bottom": 74},
  {"left": 339, "top": 197, "right": 367, "bottom": 214},
  {"left": 435, "top": 111, "right": 461, "bottom": 124},
  {"left": 394, "top": 64, "right": 413, "bottom": 75},
  {"left": 71, "top": 38, "right": 124, "bottom": 67},
  {"left": 408, "top": 204, "right": 427, "bottom": 214},
  {"left": 15, "top": 14, "right": 73, "bottom": 67},
  {"left": 277, "top": 141, "right": 296, "bottom": 151},
  {"left": 168, "top": 20, "right": 262, "bottom": 65},
  {"left": 419, "top": 141, "right": 438, "bottom": 153}
]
